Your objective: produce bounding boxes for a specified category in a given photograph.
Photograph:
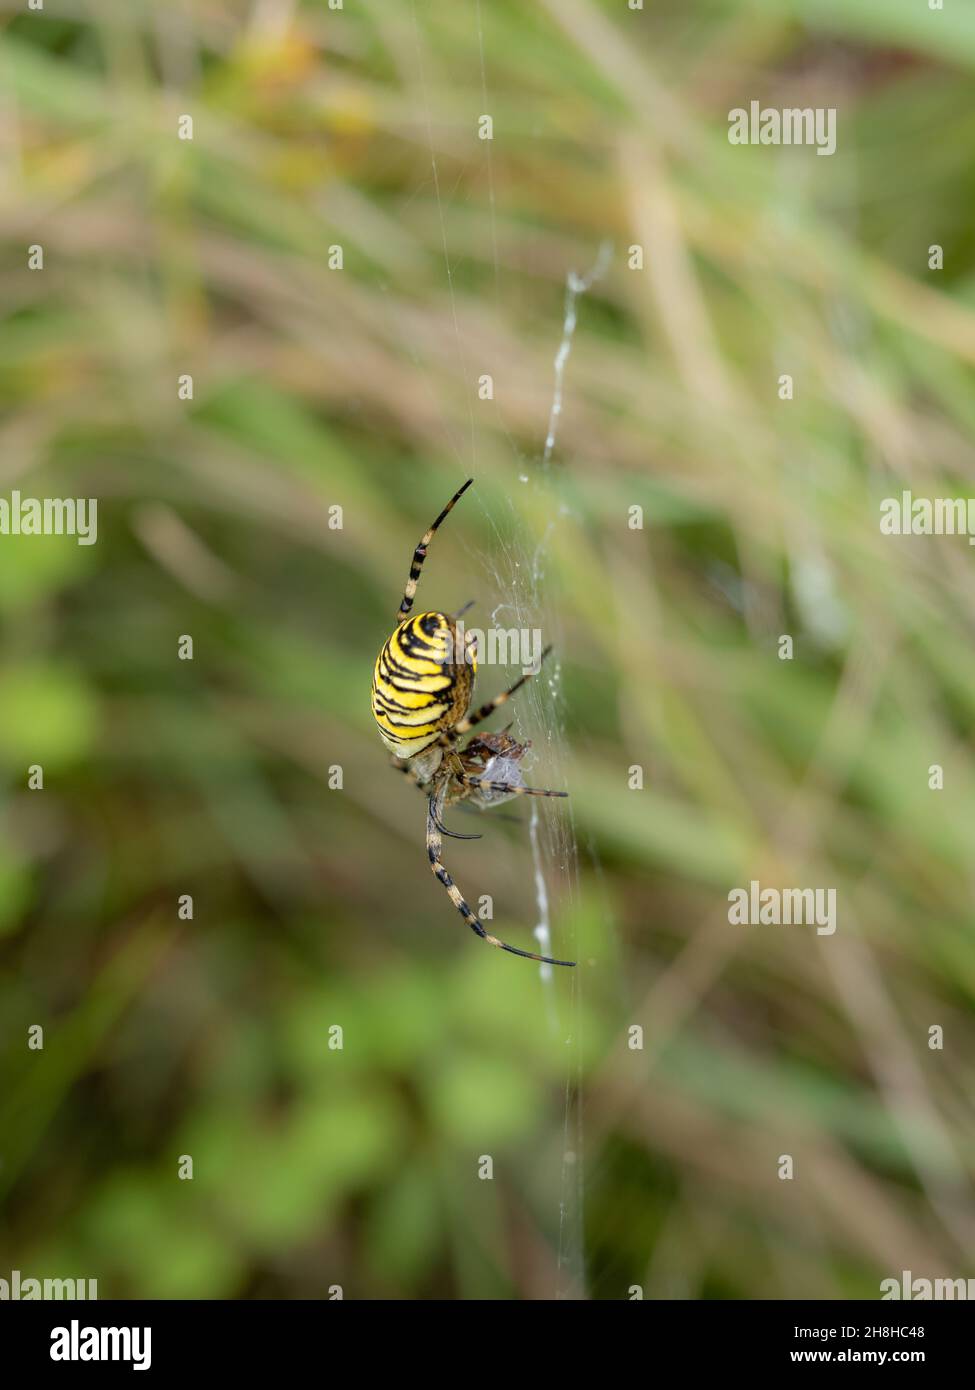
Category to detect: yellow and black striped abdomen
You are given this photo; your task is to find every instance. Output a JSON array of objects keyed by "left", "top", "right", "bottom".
[{"left": 372, "top": 612, "right": 475, "bottom": 757}]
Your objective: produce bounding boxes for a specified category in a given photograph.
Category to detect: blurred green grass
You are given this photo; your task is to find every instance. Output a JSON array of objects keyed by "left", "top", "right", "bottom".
[{"left": 1, "top": 0, "right": 974, "bottom": 1299}]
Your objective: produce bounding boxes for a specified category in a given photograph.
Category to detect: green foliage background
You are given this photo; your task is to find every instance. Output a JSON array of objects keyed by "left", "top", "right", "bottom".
[{"left": 1, "top": 0, "right": 974, "bottom": 1299}]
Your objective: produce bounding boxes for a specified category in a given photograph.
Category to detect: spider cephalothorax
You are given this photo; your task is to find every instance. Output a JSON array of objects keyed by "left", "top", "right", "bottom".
[{"left": 370, "top": 478, "right": 575, "bottom": 967}]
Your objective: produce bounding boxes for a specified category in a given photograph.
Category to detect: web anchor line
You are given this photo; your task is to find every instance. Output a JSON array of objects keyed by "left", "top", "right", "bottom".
[{"left": 542, "top": 240, "right": 613, "bottom": 465}]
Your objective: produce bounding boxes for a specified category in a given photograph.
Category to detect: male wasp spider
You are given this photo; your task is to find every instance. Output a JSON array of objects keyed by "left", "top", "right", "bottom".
[{"left": 371, "top": 478, "right": 576, "bottom": 967}]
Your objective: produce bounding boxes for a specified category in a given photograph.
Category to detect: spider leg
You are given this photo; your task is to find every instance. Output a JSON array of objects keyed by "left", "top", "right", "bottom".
[
  {"left": 453, "top": 644, "right": 554, "bottom": 736},
  {"left": 456, "top": 773, "right": 568, "bottom": 799},
  {"left": 426, "top": 786, "right": 575, "bottom": 967},
  {"left": 396, "top": 477, "right": 473, "bottom": 625},
  {"left": 433, "top": 806, "right": 482, "bottom": 841}
]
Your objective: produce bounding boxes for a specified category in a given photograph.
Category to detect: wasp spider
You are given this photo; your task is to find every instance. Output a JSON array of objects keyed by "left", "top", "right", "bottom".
[{"left": 371, "top": 478, "right": 575, "bottom": 967}]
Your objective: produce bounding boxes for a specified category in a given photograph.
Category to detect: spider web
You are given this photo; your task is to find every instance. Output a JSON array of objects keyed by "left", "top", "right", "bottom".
[
  {"left": 478, "top": 472, "right": 588, "bottom": 1302},
  {"left": 408, "top": 0, "right": 608, "bottom": 1301},
  {"left": 477, "top": 246, "right": 608, "bottom": 1302}
]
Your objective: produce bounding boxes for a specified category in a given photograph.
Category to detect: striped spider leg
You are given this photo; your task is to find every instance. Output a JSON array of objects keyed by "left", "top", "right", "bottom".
[
  {"left": 438, "top": 645, "right": 555, "bottom": 746},
  {"left": 396, "top": 477, "right": 473, "bottom": 626},
  {"left": 426, "top": 763, "right": 575, "bottom": 967}
]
